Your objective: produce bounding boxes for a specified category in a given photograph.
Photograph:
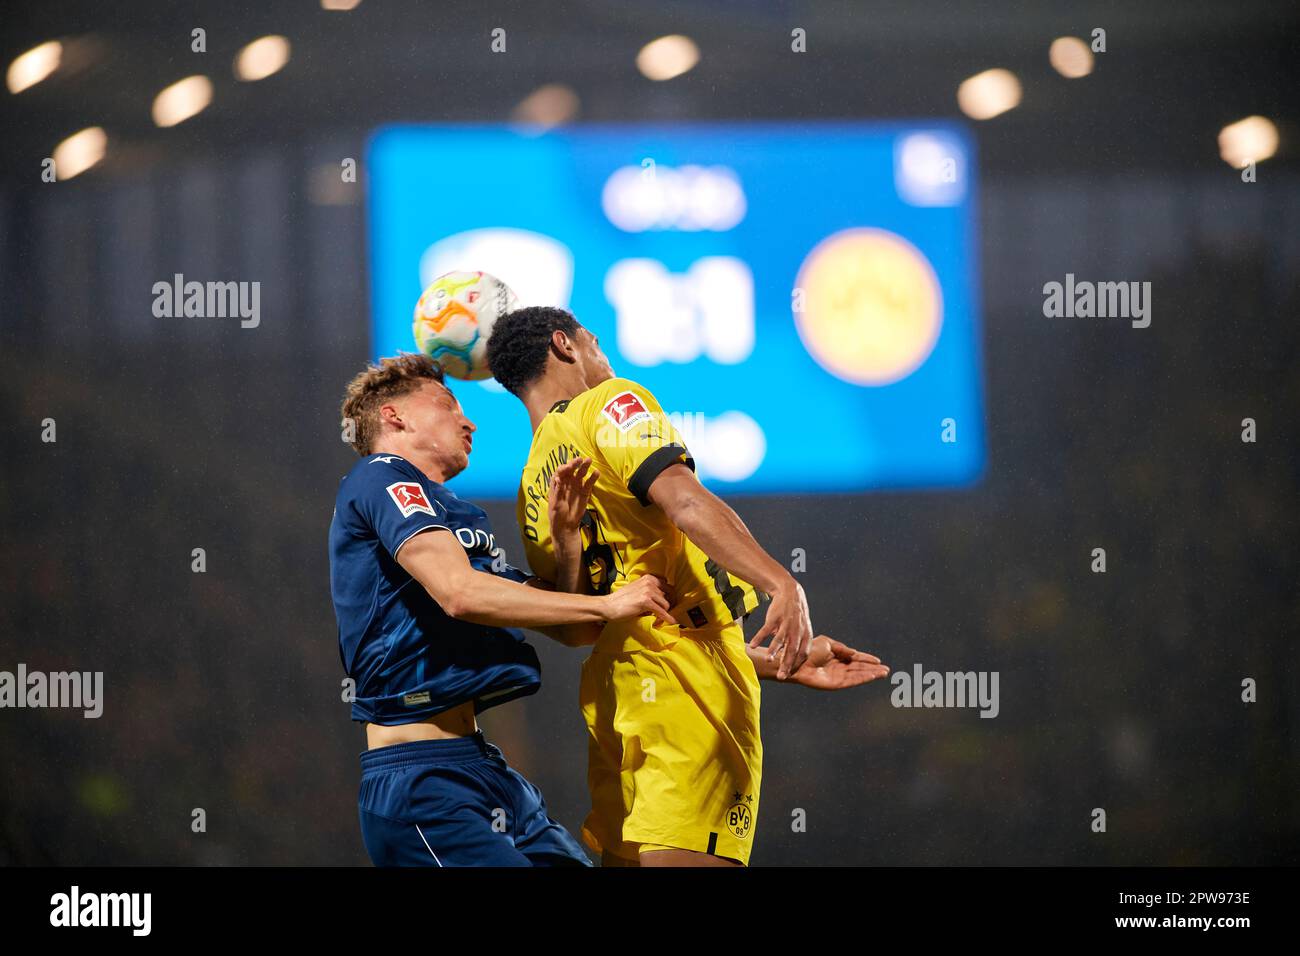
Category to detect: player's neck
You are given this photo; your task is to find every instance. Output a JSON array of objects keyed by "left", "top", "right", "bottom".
[
  {"left": 370, "top": 440, "right": 449, "bottom": 484},
  {"left": 522, "top": 375, "right": 586, "bottom": 432}
]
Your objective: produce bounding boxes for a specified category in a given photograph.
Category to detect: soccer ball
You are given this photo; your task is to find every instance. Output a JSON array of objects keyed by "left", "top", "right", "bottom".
[{"left": 412, "top": 270, "right": 518, "bottom": 380}]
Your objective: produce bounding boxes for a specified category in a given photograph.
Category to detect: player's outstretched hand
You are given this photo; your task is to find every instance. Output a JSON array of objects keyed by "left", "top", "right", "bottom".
[
  {"left": 788, "top": 635, "right": 890, "bottom": 691},
  {"left": 602, "top": 575, "right": 675, "bottom": 626},
  {"left": 548, "top": 456, "right": 599, "bottom": 534},
  {"left": 748, "top": 581, "right": 813, "bottom": 680}
]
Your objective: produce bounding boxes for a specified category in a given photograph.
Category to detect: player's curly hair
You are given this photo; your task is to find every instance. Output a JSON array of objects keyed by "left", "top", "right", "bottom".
[
  {"left": 486, "top": 306, "right": 582, "bottom": 396},
  {"left": 340, "top": 352, "right": 446, "bottom": 456}
]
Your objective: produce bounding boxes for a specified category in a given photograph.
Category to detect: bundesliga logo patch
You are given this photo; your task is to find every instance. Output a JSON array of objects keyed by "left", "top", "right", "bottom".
[
  {"left": 386, "top": 482, "right": 437, "bottom": 518},
  {"left": 601, "top": 391, "right": 652, "bottom": 432}
]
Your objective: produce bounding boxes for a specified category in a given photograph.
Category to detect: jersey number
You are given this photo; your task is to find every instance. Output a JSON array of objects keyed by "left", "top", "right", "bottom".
[
  {"left": 704, "top": 558, "right": 749, "bottom": 621},
  {"left": 581, "top": 510, "right": 618, "bottom": 596}
]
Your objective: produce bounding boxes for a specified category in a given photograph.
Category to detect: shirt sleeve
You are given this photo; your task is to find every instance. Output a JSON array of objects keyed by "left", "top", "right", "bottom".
[
  {"left": 588, "top": 379, "right": 695, "bottom": 506},
  {"left": 351, "top": 456, "right": 453, "bottom": 558}
]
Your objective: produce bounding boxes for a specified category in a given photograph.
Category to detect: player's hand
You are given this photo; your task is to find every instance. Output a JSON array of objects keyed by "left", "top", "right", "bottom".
[
  {"left": 748, "top": 580, "right": 813, "bottom": 680},
  {"left": 788, "top": 635, "right": 890, "bottom": 691},
  {"left": 548, "top": 456, "right": 598, "bottom": 535},
  {"left": 601, "top": 575, "right": 675, "bottom": 626}
]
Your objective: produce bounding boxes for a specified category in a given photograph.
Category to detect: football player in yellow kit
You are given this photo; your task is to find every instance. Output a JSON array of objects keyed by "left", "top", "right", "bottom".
[{"left": 487, "top": 306, "right": 890, "bottom": 867}]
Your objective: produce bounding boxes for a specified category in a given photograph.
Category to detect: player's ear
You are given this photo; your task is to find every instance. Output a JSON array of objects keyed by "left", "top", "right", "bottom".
[
  {"left": 378, "top": 402, "right": 403, "bottom": 430},
  {"left": 549, "top": 329, "right": 578, "bottom": 364}
]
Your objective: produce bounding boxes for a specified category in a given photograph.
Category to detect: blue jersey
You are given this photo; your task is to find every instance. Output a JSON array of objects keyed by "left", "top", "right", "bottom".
[{"left": 329, "top": 453, "right": 541, "bottom": 725}]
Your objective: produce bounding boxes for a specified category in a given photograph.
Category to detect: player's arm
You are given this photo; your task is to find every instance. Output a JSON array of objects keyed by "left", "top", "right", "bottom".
[
  {"left": 396, "top": 529, "right": 672, "bottom": 630},
  {"left": 518, "top": 456, "right": 609, "bottom": 646},
  {"left": 646, "top": 463, "right": 813, "bottom": 680},
  {"left": 746, "top": 636, "right": 890, "bottom": 689},
  {"left": 547, "top": 455, "right": 599, "bottom": 596},
  {"left": 522, "top": 577, "right": 601, "bottom": 647}
]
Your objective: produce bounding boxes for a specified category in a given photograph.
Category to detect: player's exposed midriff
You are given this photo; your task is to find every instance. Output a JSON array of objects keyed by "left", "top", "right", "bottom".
[{"left": 364, "top": 699, "right": 478, "bottom": 750}]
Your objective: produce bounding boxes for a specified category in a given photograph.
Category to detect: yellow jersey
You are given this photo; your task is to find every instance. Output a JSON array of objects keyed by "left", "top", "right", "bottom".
[{"left": 516, "top": 377, "right": 768, "bottom": 633}]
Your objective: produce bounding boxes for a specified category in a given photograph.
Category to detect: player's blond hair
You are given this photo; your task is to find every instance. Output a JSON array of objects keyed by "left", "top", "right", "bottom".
[{"left": 340, "top": 353, "right": 445, "bottom": 456}]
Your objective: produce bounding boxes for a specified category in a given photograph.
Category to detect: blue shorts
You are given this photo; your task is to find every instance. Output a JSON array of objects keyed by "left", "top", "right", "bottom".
[{"left": 358, "top": 732, "right": 591, "bottom": 867}]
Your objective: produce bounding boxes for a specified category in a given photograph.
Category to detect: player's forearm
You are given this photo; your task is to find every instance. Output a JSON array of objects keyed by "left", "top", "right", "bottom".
[
  {"left": 526, "top": 578, "right": 601, "bottom": 646},
  {"left": 665, "top": 491, "right": 796, "bottom": 597},
  {"left": 745, "top": 644, "right": 783, "bottom": 680},
  {"left": 440, "top": 571, "right": 609, "bottom": 628},
  {"left": 551, "top": 525, "right": 590, "bottom": 595}
]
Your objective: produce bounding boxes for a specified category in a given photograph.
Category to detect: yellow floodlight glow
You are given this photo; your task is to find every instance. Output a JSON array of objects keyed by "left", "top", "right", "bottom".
[
  {"left": 152, "top": 75, "right": 213, "bottom": 127},
  {"left": 636, "top": 35, "right": 699, "bottom": 81},
  {"left": 235, "top": 35, "right": 291, "bottom": 81},
  {"left": 7, "top": 40, "right": 62, "bottom": 94},
  {"left": 957, "top": 68, "right": 1022, "bottom": 120},
  {"left": 512, "top": 83, "right": 580, "bottom": 128},
  {"left": 53, "top": 126, "right": 107, "bottom": 180},
  {"left": 1049, "top": 37, "right": 1094, "bottom": 79},
  {"left": 1218, "top": 116, "right": 1278, "bottom": 168}
]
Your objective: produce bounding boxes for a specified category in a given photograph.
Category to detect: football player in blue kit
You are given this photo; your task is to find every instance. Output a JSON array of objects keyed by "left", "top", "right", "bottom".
[{"left": 329, "top": 353, "right": 672, "bottom": 866}]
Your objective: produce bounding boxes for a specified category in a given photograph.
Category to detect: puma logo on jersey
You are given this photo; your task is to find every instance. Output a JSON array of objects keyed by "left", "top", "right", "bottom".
[{"left": 601, "top": 391, "right": 651, "bottom": 431}]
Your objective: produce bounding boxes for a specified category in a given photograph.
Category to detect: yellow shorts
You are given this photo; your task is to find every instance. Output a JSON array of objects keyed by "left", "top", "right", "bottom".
[{"left": 579, "top": 617, "right": 762, "bottom": 865}]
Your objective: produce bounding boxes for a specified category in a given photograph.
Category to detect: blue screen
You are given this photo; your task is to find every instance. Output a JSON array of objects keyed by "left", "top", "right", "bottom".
[{"left": 368, "top": 121, "right": 984, "bottom": 498}]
